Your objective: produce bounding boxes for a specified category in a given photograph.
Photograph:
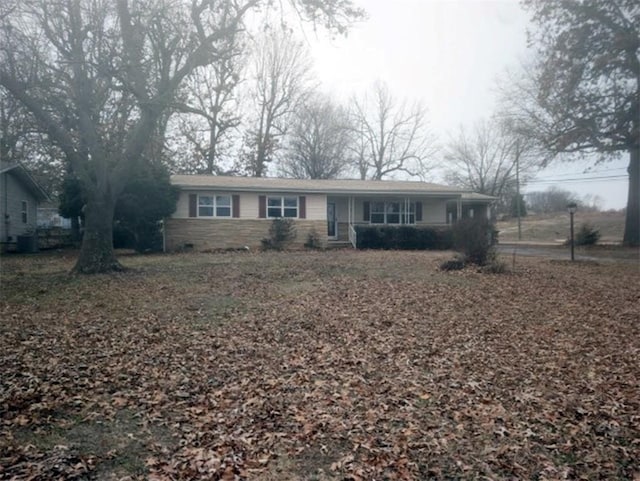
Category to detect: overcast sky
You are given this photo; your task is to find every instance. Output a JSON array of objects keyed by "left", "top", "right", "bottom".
[{"left": 303, "top": 0, "right": 629, "bottom": 210}]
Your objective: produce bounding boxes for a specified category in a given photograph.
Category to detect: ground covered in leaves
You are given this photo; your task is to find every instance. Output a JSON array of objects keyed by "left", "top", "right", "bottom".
[{"left": 1, "top": 250, "right": 639, "bottom": 480}]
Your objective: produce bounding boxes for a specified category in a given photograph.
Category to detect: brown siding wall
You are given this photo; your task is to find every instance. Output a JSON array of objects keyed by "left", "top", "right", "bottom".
[{"left": 165, "top": 218, "right": 327, "bottom": 251}]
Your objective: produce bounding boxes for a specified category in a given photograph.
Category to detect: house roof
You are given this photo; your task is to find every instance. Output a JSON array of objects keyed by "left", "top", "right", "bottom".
[
  {"left": 0, "top": 162, "right": 50, "bottom": 202},
  {"left": 171, "top": 175, "right": 479, "bottom": 197},
  {"left": 459, "top": 192, "right": 496, "bottom": 203}
]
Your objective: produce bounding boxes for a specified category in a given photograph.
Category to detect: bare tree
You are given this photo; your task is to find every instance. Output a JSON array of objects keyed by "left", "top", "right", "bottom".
[
  {"left": 0, "top": 0, "right": 363, "bottom": 273},
  {"left": 2, "top": 72, "right": 76, "bottom": 205},
  {"left": 241, "top": 28, "right": 315, "bottom": 177},
  {"left": 350, "top": 81, "right": 437, "bottom": 180},
  {"left": 171, "top": 31, "right": 245, "bottom": 175},
  {"left": 443, "top": 118, "right": 541, "bottom": 204},
  {"left": 505, "top": 0, "right": 639, "bottom": 246},
  {"left": 279, "top": 95, "right": 352, "bottom": 179},
  {"left": 0, "top": 87, "right": 31, "bottom": 165},
  {"left": 349, "top": 129, "right": 370, "bottom": 180},
  {"left": 525, "top": 187, "right": 582, "bottom": 214}
]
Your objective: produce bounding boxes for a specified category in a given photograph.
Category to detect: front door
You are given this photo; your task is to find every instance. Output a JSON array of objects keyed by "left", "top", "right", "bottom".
[{"left": 327, "top": 202, "right": 338, "bottom": 239}]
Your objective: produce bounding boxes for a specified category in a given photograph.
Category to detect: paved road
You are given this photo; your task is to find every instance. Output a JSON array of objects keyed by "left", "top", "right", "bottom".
[{"left": 496, "top": 243, "right": 639, "bottom": 264}]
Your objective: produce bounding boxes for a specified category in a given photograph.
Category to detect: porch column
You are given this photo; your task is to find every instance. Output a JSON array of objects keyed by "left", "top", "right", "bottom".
[
  {"left": 404, "top": 197, "right": 408, "bottom": 224},
  {"left": 456, "top": 196, "right": 462, "bottom": 222}
]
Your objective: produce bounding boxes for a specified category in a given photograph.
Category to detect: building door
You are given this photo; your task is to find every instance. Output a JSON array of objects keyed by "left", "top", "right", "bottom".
[{"left": 327, "top": 202, "right": 337, "bottom": 239}]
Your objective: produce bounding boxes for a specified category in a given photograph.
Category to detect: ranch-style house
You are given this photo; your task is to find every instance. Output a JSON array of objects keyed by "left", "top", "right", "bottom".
[{"left": 164, "top": 175, "right": 494, "bottom": 251}]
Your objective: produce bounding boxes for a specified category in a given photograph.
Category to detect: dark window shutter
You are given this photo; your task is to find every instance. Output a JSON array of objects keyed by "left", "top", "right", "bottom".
[
  {"left": 189, "top": 194, "right": 197, "bottom": 218},
  {"left": 299, "top": 196, "right": 306, "bottom": 219},
  {"left": 232, "top": 195, "right": 240, "bottom": 218},
  {"left": 415, "top": 201, "right": 423, "bottom": 222},
  {"left": 363, "top": 201, "right": 370, "bottom": 221},
  {"left": 258, "top": 195, "right": 266, "bottom": 218}
]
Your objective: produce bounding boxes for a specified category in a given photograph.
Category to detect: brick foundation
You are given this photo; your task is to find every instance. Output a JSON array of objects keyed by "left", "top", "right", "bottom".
[{"left": 164, "top": 218, "right": 327, "bottom": 251}]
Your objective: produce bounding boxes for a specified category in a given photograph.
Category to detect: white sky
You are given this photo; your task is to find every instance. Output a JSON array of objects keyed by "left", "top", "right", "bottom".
[{"left": 302, "top": 0, "right": 629, "bottom": 210}]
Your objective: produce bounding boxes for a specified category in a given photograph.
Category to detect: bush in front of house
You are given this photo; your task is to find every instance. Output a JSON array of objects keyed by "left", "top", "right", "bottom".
[
  {"left": 439, "top": 219, "right": 509, "bottom": 274},
  {"left": 439, "top": 255, "right": 466, "bottom": 271},
  {"left": 354, "top": 225, "right": 453, "bottom": 250},
  {"left": 575, "top": 222, "right": 600, "bottom": 246},
  {"left": 304, "top": 228, "right": 322, "bottom": 249},
  {"left": 480, "top": 255, "right": 509, "bottom": 274},
  {"left": 262, "top": 218, "right": 297, "bottom": 250},
  {"left": 452, "top": 217, "right": 497, "bottom": 266}
]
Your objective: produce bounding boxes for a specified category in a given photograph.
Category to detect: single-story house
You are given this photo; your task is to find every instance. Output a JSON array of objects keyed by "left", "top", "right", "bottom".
[
  {"left": 1, "top": 162, "right": 49, "bottom": 251},
  {"left": 164, "top": 175, "right": 494, "bottom": 251}
]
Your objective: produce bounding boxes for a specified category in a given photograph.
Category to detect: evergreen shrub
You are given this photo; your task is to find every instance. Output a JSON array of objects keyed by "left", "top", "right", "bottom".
[
  {"left": 262, "top": 218, "right": 297, "bottom": 250},
  {"left": 575, "top": 223, "right": 600, "bottom": 246},
  {"left": 354, "top": 225, "right": 453, "bottom": 250}
]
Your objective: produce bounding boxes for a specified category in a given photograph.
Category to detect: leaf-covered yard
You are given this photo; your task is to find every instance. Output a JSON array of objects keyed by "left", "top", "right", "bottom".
[{"left": 1, "top": 250, "right": 639, "bottom": 480}]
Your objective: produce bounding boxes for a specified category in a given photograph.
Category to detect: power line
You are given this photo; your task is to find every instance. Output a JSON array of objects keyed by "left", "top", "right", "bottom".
[
  {"left": 537, "top": 167, "right": 627, "bottom": 180},
  {"left": 526, "top": 175, "right": 627, "bottom": 185},
  {"left": 533, "top": 167, "right": 627, "bottom": 180}
]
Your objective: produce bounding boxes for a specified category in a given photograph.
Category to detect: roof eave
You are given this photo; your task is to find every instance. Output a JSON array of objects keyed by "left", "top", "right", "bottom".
[
  {"left": 462, "top": 198, "right": 497, "bottom": 204},
  {"left": 2, "top": 163, "right": 50, "bottom": 202},
  {"left": 174, "top": 184, "right": 466, "bottom": 197}
]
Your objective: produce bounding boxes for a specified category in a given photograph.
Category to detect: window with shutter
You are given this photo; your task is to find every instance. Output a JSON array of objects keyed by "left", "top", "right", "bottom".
[
  {"left": 299, "top": 196, "right": 306, "bottom": 219},
  {"left": 196, "top": 195, "right": 232, "bottom": 217},
  {"left": 189, "top": 194, "right": 197, "bottom": 217},
  {"left": 232, "top": 195, "right": 240, "bottom": 218},
  {"left": 266, "top": 196, "right": 298, "bottom": 218}
]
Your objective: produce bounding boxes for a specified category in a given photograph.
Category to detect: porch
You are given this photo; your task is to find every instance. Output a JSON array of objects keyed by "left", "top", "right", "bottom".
[{"left": 326, "top": 195, "right": 469, "bottom": 248}]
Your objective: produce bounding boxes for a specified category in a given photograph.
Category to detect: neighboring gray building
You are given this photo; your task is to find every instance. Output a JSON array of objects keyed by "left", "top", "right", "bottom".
[{"left": 1, "top": 163, "right": 49, "bottom": 251}]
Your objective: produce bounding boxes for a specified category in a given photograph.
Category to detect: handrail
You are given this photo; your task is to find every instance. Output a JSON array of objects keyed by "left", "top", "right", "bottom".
[{"left": 348, "top": 224, "right": 357, "bottom": 248}]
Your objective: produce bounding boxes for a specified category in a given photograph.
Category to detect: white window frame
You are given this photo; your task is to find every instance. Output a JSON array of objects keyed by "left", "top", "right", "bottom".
[
  {"left": 370, "top": 201, "right": 385, "bottom": 224},
  {"left": 198, "top": 194, "right": 232, "bottom": 218},
  {"left": 405, "top": 202, "right": 416, "bottom": 225},
  {"left": 267, "top": 196, "right": 298, "bottom": 218},
  {"left": 369, "top": 200, "right": 416, "bottom": 225},
  {"left": 21, "top": 200, "right": 28, "bottom": 224},
  {"left": 386, "top": 201, "right": 401, "bottom": 225}
]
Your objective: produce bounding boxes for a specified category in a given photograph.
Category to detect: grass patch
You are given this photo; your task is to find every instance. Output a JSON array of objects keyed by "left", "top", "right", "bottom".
[
  {"left": 497, "top": 211, "right": 625, "bottom": 243},
  {"left": 9, "top": 409, "right": 173, "bottom": 479}
]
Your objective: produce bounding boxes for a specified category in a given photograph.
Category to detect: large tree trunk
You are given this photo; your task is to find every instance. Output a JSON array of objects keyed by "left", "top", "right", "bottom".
[
  {"left": 72, "top": 195, "right": 122, "bottom": 274},
  {"left": 623, "top": 146, "right": 640, "bottom": 247}
]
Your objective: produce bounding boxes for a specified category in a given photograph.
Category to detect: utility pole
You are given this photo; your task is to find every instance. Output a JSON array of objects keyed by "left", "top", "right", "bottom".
[
  {"left": 515, "top": 146, "right": 522, "bottom": 241},
  {"left": 568, "top": 202, "right": 577, "bottom": 261}
]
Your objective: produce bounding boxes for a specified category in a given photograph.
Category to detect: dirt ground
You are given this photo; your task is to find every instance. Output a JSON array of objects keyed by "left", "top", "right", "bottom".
[{"left": 1, "top": 249, "right": 639, "bottom": 480}]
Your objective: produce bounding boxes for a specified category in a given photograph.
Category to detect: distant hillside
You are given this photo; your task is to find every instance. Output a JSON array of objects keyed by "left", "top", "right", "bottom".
[{"left": 496, "top": 211, "right": 625, "bottom": 244}]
